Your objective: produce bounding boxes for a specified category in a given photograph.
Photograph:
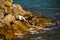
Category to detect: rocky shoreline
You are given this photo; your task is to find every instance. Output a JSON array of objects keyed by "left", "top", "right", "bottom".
[{"left": 0, "top": 0, "right": 60, "bottom": 40}]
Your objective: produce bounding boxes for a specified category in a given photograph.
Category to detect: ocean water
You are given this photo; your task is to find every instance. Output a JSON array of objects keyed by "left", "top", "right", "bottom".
[{"left": 13, "top": 0, "right": 60, "bottom": 40}]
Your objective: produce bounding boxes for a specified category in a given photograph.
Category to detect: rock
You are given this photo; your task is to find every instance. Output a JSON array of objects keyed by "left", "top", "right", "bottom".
[
  {"left": 5, "top": 0, "right": 12, "bottom": 3},
  {"left": 13, "top": 20, "right": 29, "bottom": 31},
  {"left": 0, "top": 9, "right": 4, "bottom": 13},
  {"left": 0, "top": 23, "right": 4, "bottom": 27},
  {"left": 4, "top": 0, "right": 12, "bottom": 7},
  {"left": 4, "top": 14, "right": 15, "bottom": 23},
  {"left": 0, "top": 12, "right": 4, "bottom": 19},
  {"left": 4, "top": 14, "right": 15, "bottom": 27},
  {"left": 4, "top": 7, "right": 12, "bottom": 14},
  {"left": 5, "top": 33, "right": 15, "bottom": 40},
  {"left": 0, "top": 4, "right": 5, "bottom": 8},
  {"left": 0, "top": 0, "right": 4, "bottom": 3},
  {"left": 0, "top": 9, "right": 4, "bottom": 19},
  {"left": 0, "top": 19, "right": 4, "bottom": 23},
  {"left": 0, "top": 0, "right": 59, "bottom": 40},
  {"left": 0, "top": 39, "right": 3, "bottom": 40},
  {"left": 12, "top": 4, "right": 27, "bottom": 16},
  {"left": 12, "top": 24, "right": 24, "bottom": 37}
]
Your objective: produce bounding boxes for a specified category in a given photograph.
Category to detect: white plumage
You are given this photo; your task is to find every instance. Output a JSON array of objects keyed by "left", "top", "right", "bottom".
[{"left": 19, "top": 15, "right": 26, "bottom": 21}]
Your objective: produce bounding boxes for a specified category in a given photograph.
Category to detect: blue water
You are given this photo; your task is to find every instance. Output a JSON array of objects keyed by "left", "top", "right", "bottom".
[{"left": 13, "top": 0, "right": 60, "bottom": 21}]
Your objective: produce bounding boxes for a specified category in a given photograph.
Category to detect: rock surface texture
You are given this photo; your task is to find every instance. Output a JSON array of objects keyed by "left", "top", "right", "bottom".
[{"left": 0, "top": 0, "right": 60, "bottom": 40}]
